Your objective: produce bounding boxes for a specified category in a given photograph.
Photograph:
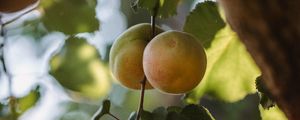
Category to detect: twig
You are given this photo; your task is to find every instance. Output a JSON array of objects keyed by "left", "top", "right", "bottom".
[
  {"left": 136, "top": 77, "right": 147, "bottom": 120},
  {"left": 1, "top": 1, "right": 39, "bottom": 26},
  {"left": 1, "top": 16, "right": 18, "bottom": 120},
  {"left": 108, "top": 113, "right": 120, "bottom": 120},
  {"left": 135, "top": 6, "right": 158, "bottom": 120}
]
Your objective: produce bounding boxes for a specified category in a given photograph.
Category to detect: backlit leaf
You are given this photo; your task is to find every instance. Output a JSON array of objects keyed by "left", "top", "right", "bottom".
[
  {"left": 259, "top": 105, "right": 287, "bottom": 120},
  {"left": 186, "top": 26, "right": 260, "bottom": 103},
  {"left": 184, "top": 1, "right": 225, "bottom": 48}
]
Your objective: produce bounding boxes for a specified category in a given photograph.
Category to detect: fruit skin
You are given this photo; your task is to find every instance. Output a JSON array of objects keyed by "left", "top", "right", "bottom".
[
  {"left": 0, "top": 0, "right": 38, "bottom": 13},
  {"left": 109, "top": 23, "right": 163, "bottom": 90},
  {"left": 143, "top": 31, "right": 207, "bottom": 94}
]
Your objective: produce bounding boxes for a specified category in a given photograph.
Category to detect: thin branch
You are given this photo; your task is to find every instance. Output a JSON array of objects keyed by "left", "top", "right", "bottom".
[
  {"left": 108, "top": 113, "right": 120, "bottom": 120},
  {"left": 1, "top": 16, "right": 18, "bottom": 119},
  {"left": 135, "top": 5, "right": 158, "bottom": 120},
  {"left": 1, "top": 2, "right": 39, "bottom": 26},
  {"left": 136, "top": 77, "right": 147, "bottom": 120}
]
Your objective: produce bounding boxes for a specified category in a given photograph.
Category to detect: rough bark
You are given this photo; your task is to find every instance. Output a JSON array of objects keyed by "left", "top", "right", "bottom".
[{"left": 218, "top": 0, "right": 300, "bottom": 119}]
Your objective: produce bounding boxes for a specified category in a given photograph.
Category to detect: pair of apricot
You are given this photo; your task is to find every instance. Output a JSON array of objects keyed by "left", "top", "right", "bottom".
[{"left": 109, "top": 23, "right": 207, "bottom": 94}]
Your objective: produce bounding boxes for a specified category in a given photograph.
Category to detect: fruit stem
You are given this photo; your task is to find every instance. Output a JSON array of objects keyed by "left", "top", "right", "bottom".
[
  {"left": 136, "top": 77, "right": 147, "bottom": 120},
  {"left": 136, "top": 5, "right": 158, "bottom": 120}
]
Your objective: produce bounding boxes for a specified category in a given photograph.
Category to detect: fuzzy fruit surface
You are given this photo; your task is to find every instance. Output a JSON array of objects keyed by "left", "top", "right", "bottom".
[
  {"left": 143, "top": 31, "right": 207, "bottom": 94},
  {"left": 0, "top": 0, "right": 37, "bottom": 13},
  {"left": 109, "top": 23, "right": 163, "bottom": 90}
]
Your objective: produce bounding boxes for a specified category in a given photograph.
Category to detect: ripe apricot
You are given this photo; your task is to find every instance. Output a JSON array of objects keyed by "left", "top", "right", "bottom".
[
  {"left": 109, "top": 23, "right": 163, "bottom": 90},
  {"left": 143, "top": 31, "right": 207, "bottom": 94},
  {"left": 0, "top": 0, "right": 38, "bottom": 13}
]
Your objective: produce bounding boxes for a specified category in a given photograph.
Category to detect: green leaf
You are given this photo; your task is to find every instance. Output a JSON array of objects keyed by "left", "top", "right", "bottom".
[
  {"left": 186, "top": 26, "right": 260, "bottom": 103},
  {"left": 200, "top": 94, "right": 261, "bottom": 120},
  {"left": 141, "top": 110, "right": 153, "bottom": 120},
  {"left": 166, "top": 112, "right": 188, "bottom": 120},
  {"left": 184, "top": 1, "right": 225, "bottom": 48},
  {"left": 259, "top": 105, "right": 287, "bottom": 120},
  {"left": 135, "top": 0, "right": 180, "bottom": 18},
  {"left": 18, "top": 86, "right": 41, "bottom": 114},
  {"left": 166, "top": 106, "right": 182, "bottom": 113},
  {"left": 92, "top": 99, "right": 111, "bottom": 120},
  {"left": 152, "top": 107, "right": 167, "bottom": 120},
  {"left": 181, "top": 104, "right": 214, "bottom": 120},
  {"left": 135, "top": 105, "right": 215, "bottom": 120},
  {"left": 41, "top": 0, "right": 99, "bottom": 35},
  {"left": 50, "top": 37, "right": 110, "bottom": 99},
  {"left": 0, "top": 102, "right": 3, "bottom": 111}
]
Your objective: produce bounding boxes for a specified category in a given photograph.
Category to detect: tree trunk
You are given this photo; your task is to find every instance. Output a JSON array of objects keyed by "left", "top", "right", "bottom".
[{"left": 218, "top": 0, "right": 300, "bottom": 119}]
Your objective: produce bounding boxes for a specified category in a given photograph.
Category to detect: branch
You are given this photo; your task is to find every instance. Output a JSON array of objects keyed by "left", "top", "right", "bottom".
[
  {"left": 135, "top": 5, "right": 158, "bottom": 120},
  {"left": 0, "top": 16, "right": 18, "bottom": 120}
]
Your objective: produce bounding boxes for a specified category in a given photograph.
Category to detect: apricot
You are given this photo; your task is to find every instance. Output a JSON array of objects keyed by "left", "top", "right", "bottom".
[
  {"left": 143, "top": 31, "right": 207, "bottom": 94},
  {"left": 109, "top": 23, "right": 163, "bottom": 90},
  {"left": 0, "top": 0, "right": 38, "bottom": 13}
]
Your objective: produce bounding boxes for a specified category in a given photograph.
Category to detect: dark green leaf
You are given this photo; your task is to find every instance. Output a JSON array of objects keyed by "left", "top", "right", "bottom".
[
  {"left": 141, "top": 110, "right": 153, "bottom": 120},
  {"left": 92, "top": 99, "right": 111, "bottom": 120},
  {"left": 137, "top": 0, "right": 158, "bottom": 12},
  {"left": 136, "top": 0, "right": 180, "bottom": 18},
  {"left": 0, "top": 102, "right": 3, "bottom": 111},
  {"left": 157, "top": 0, "right": 180, "bottom": 18},
  {"left": 200, "top": 94, "right": 260, "bottom": 120},
  {"left": 183, "top": 1, "right": 225, "bottom": 48},
  {"left": 41, "top": 0, "right": 99, "bottom": 35},
  {"left": 181, "top": 104, "right": 214, "bottom": 120},
  {"left": 167, "top": 106, "right": 182, "bottom": 114},
  {"left": 166, "top": 112, "right": 188, "bottom": 120},
  {"left": 152, "top": 107, "right": 167, "bottom": 120}
]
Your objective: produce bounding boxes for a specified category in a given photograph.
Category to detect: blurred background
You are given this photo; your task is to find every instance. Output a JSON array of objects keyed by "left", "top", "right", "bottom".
[{"left": 0, "top": 0, "right": 287, "bottom": 120}]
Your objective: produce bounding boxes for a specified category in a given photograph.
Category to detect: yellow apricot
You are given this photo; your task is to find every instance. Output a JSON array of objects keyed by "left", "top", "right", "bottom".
[
  {"left": 109, "top": 23, "right": 163, "bottom": 90},
  {"left": 143, "top": 31, "right": 207, "bottom": 94},
  {"left": 0, "top": 0, "right": 38, "bottom": 13}
]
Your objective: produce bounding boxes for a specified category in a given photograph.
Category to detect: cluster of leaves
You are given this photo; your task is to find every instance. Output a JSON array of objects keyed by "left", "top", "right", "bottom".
[
  {"left": 93, "top": 99, "right": 214, "bottom": 120},
  {"left": 138, "top": 105, "right": 214, "bottom": 120}
]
